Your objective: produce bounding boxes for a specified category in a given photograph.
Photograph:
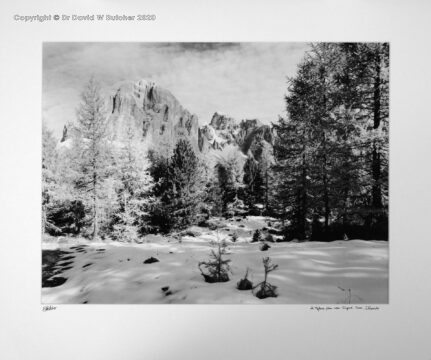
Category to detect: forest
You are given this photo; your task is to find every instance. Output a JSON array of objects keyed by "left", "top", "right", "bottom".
[
  {"left": 41, "top": 42, "right": 389, "bottom": 304},
  {"left": 42, "top": 43, "right": 389, "bottom": 244}
]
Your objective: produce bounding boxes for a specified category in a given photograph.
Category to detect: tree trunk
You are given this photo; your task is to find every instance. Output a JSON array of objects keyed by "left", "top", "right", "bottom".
[
  {"left": 42, "top": 204, "right": 46, "bottom": 235},
  {"left": 265, "top": 167, "right": 269, "bottom": 214},
  {"left": 342, "top": 184, "right": 349, "bottom": 227},
  {"left": 92, "top": 172, "right": 98, "bottom": 240},
  {"left": 372, "top": 143, "right": 382, "bottom": 210},
  {"left": 324, "top": 185, "right": 330, "bottom": 232},
  {"left": 371, "top": 48, "right": 383, "bottom": 214},
  {"left": 298, "top": 155, "right": 307, "bottom": 240},
  {"left": 373, "top": 52, "right": 381, "bottom": 130},
  {"left": 319, "top": 58, "right": 331, "bottom": 235},
  {"left": 322, "top": 148, "right": 330, "bottom": 233}
]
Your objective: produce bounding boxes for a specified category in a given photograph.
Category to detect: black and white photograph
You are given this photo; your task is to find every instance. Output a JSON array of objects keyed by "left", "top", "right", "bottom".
[
  {"left": 4, "top": 0, "right": 431, "bottom": 359},
  {"left": 42, "top": 42, "right": 389, "bottom": 304}
]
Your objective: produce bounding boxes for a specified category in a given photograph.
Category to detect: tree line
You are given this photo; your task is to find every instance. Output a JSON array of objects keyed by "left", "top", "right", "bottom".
[{"left": 273, "top": 43, "right": 388, "bottom": 240}]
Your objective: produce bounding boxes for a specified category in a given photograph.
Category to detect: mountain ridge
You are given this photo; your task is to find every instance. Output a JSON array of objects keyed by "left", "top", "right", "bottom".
[{"left": 60, "top": 79, "right": 274, "bottom": 160}]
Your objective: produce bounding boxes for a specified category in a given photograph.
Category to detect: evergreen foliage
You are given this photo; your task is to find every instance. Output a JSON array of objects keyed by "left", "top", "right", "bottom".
[
  {"left": 274, "top": 43, "right": 389, "bottom": 241},
  {"left": 198, "top": 239, "right": 231, "bottom": 283},
  {"left": 251, "top": 229, "right": 262, "bottom": 243},
  {"left": 42, "top": 44, "right": 389, "bottom": 244},
  {"left": 151, "top": 139, "right": 204, "bottom": 232}
]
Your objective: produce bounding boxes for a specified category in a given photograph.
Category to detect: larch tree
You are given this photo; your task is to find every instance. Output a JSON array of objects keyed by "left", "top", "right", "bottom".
[
  {"left": 364, "top": 43, "right": 389, "bottom": 231},
  {"left": 73, "top": 77, "right": 110, "bottom": 240},
  {"left": 111, "top": 122, "right": 155, "bottom": 241},
  {"left": 213, "top": 144, "right": 246, "bottom": 217},
  {"left": 274, "top": 42, "right": 389, "bottom": 241},
  {"left": 274, "top": 57, "right": 319, "bottom": 240},
  {"left": 42, "top": 124, "right": 58, "bottom": 234},
  {"left": 259, "top": 139, "right": 275, "bottom": 215}
]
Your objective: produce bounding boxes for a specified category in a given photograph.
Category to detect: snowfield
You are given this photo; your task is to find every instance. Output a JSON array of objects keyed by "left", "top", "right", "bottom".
[{"left": 42, "top": 217, "right": 388, "bottom": 304}]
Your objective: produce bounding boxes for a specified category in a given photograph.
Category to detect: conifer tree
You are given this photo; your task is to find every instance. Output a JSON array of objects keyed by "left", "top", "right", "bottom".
[
  {"left": 198, "top": 240, "right": 231, "bottom": 283},
  {"left": 213, "top": 145, "right": 246, "bottom": 217},
  {"left": 274, "top": 43, "right": 389, "bottom": 240},
  {"left": 273, "top": 59, "right": 316, "bottom": 240},
  {"left": 243, "top": 157, "right": 264, "bottom": 212},
  {"left": 42, "top": 124, "right": 59, "bottom": 234},
  {"left": 362, "top": 43, "right": 389, "bottom": 232},
  {"left": 259, "top": 140, "right": 275, "bottom": 214},
  {"left": 154, "top": 139, "right": 203, "bottom": 232},
  {"left": 112, "top": 123, "right": 155, "bottom": 241},
  {"left": 251, "top": 229, "right": 263, "bottom": 243},
  {"left": 254, "top": 257, "right": 278, "bottom": 299},
  {"left": 72, "top": 77, "right": 110, "bottom": 240}
]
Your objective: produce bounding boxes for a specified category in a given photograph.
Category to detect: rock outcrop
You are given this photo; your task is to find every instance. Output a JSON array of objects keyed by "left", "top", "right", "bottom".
[
  {"left": 60, "top": 79, "right": 273, "bottom": 162},
  {"left": 108, "top": 80, "right": 199, "bottom": 152},
  {"left": 198, "top": 112, "right": 273, "bottom": 160}
]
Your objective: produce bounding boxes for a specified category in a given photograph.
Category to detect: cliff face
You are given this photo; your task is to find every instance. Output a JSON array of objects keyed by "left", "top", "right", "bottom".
[
  {"left": 198, "top": 112, "right": 238, "bottom": 151},
  {"left": 60, "top": 79, "right": 273, "bottom": 161},
  {"left": 108, "top": 80, "right": 199, "bottom": 151},
  {"left": 198, "top": 112, "right": 273, "bottom": 160}
]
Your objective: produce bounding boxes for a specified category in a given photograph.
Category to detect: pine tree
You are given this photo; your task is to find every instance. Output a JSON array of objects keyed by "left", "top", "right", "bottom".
[
  {"left": 154, "top": 139, "right": 203, "bottom": 232},
  {"left": 148, "top": 148, "right": 172, "bottom": 231},
  {"left": 251, "top": 229, "right": 262, "bottom": 243},
  {"left": 198, "top": 240, "right": 231, "bottom": 283}
]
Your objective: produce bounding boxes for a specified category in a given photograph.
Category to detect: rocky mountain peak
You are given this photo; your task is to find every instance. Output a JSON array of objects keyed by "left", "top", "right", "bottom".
[
  {"left": 198, "top": 111, "right": 273, "bottom": 159},
  {"left": 59, "top": 79, "right": 273, "bottom": 162},
  {"left": 108, "top": 79, "right": 199, "bottom": 151},
  {"left": 209, "top": 112, "right": 238, "bottom": 131}
]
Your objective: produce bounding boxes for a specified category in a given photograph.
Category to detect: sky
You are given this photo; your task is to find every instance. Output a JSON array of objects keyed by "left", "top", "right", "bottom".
[{"left": 43, "top": 42, "right": 309, "bottom": 137}]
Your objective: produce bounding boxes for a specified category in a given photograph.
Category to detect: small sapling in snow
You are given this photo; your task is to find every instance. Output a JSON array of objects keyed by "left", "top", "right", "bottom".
[
  {"left": 338, "top": 286, "right": 352, "bottom": 304},
  {"left": 260, "top": 243, "right": 271, "bottom": 251},
  {"left": 251, "top": 229, "right": 262, "bottom": 243},
  {"left": 198, "top": 240, "right": 231, "bottom": 283},
  {"left": 253, "top": 257, "right": 278, "bottom": 299},
  {"left": 236, "top": 268, "right": 253, "bottom": 290}
]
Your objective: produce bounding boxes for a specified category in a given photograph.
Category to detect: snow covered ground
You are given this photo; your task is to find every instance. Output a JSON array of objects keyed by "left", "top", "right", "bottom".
[{"left": 42, "top": 217, "right": 388, "bottom": 304}]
